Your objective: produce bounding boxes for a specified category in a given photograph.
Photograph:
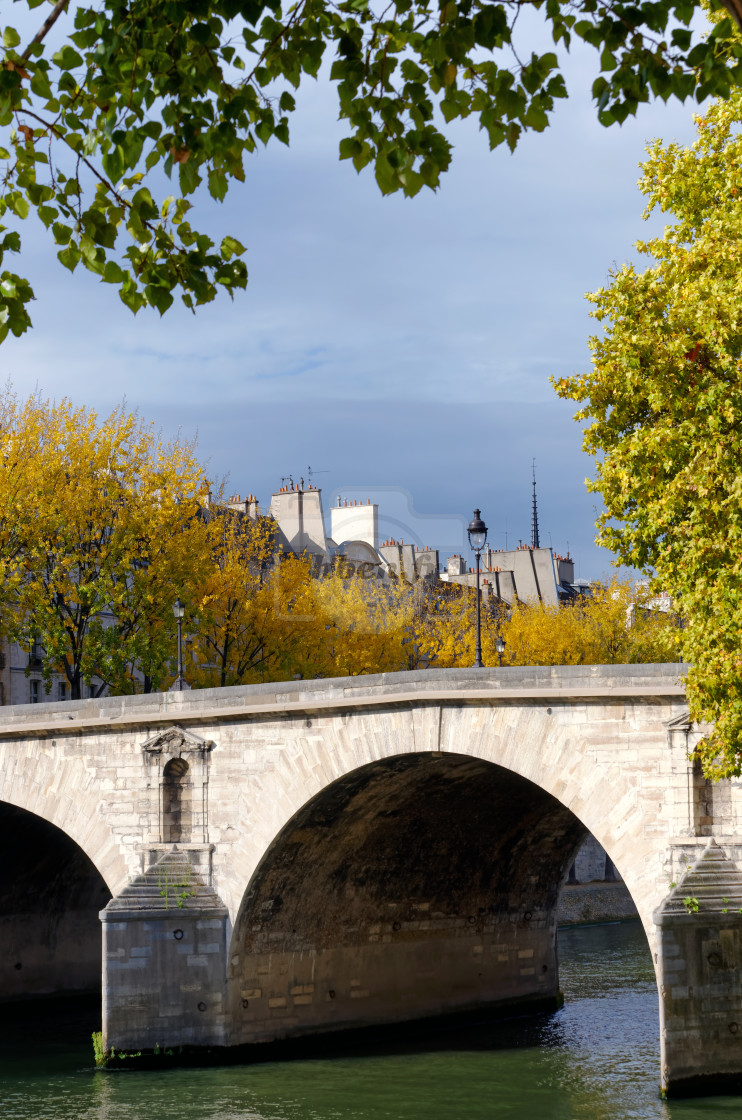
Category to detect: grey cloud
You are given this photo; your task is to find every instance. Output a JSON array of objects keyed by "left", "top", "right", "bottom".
[{"left": 142, "top": 396, "right": 616, "bottom": 582}]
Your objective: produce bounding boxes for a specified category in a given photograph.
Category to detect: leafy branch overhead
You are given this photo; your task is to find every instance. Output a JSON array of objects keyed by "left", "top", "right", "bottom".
[
  {"left": 3, "top": 1, "right": 742, "bottom": 338},
  {"left": 554, "top": 84, "right": 742, "bottom": 778}
]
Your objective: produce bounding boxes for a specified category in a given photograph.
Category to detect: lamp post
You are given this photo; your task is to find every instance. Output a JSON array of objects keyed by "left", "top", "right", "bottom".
[
  {"left": 495, "top": 632, "right": 506, "bottom": 668},
  {"left": 467, "top": 508, "right": 488, "bottom": 669},
  {"left": 170, "top": 598, "right": 190, "bottom": 692}
]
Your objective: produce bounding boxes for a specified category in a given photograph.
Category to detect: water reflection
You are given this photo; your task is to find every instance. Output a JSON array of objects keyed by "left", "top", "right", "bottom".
[{"left": 2, "top": 923, "right": 742, "bottom": 1120}]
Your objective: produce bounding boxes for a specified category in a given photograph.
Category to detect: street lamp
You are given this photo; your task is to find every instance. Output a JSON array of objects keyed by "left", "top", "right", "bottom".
[
  {"left": 467, "top": 508, "right": 488, "bottom": 668},
  {"left": 495, "top": 632, "right": 506, "bottom": 668},
  {"left": 170, "top": 598, "right": 190, "bottom": 692}
]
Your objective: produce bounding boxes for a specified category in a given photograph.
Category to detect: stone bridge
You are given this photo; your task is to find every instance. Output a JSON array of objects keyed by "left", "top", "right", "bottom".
[{"left": 1, "top": 663, "right": 741, "bottom": 1097}]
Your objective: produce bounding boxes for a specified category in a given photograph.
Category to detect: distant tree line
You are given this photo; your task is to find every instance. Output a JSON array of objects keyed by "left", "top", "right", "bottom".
[{"left": 0, "top": 390, "right": 678, "bottom": 699}]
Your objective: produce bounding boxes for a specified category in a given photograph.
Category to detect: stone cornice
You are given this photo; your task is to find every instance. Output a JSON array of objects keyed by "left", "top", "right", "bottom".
[{"left": 0, "top": 674, "right": 687, "bottom": 738}]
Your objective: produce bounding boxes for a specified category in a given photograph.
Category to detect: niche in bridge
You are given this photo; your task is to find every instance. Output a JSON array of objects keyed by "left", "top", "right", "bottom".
[
  {"left": 230, "top": 753, "right": 588, "bottom": 1046},
  {"left": 0, "top": 802, "right": 111, "bottom": 1001},
  {"left": 162, "top": 756, "right": 191, "bottom": 843}
]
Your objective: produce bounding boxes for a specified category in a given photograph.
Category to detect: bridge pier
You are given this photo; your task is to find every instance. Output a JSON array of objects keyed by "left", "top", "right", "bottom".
[
  {"left": 656, "top": 841, "right": 742, "bottom": 1097},
  {"left": 101, "top": 849, "right": 229, "bottom": 1052}
]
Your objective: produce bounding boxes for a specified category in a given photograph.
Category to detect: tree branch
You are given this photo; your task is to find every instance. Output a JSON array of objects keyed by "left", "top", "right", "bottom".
[
  {"left": 21, "top": 0, "right": 71, "bottom": 62},
  {"left": 16, "top": 107, "right": 131, "bottom": 211}
]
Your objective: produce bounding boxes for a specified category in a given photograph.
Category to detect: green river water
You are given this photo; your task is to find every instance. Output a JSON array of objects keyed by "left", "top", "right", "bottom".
[{"left": 2, "top": 922, "right": 742, "bottom": 1120}]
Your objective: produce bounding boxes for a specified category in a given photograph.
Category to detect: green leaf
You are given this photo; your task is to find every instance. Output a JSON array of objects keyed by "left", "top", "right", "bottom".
[
  {"left": 144, "top": 284, "right": 174, "bottom": 315},
  {"left": 600, "top": 49, "right": 616, "bottom": 72},
  {"left": 103, "top": 260, "right": 126, "bottom": 284},
  {"left": 178, "top": 160, "right": 202, "bottom": 196},
  {"left": 130, "top": 187, "right": 158, "bottom": 222},
  {"left": 208, "top": 168, "right": 228, "bottom": 202},
  {"left": 0, "top": 0, "right": 740, "bottom": 352},
  {"left": 57, "top": 244, "right": 81, "bottom": 272},
  {"left": 3, "top": 27, "right": 21, "bottom": 49},
  {"left": 52, "top": 45, "right": 84, "bottom": 70},
  {"left": 9, "top": 194, "right": 29, "bottom": 220},
  {"left": 52, "top": 222, "right": 73, "bottom": 245},
  {"left": 671, "top": 28, "right": 693, "bottom": 51},
  {"left": 37, "top": 205, "right": 58, "bottom": 228},
  {"left": 220, "top": 235, "right": 245, "bottom": 259},
  {"left": 29, "top": 66, "right": 52, "bottom": 100}
]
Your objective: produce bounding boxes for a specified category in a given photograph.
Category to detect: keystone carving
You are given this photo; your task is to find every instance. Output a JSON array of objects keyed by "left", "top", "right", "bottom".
[
  {"left": 665, "top": 709, "right": 692, "bottom": 735},
  {"left": 141, "top": 725, "right": 214, "bottom": 756}
]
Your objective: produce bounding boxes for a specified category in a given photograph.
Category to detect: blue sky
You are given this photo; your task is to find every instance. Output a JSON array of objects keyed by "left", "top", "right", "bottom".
[{"left": 2, "top": 9, "right": 704, "bottom": 578}]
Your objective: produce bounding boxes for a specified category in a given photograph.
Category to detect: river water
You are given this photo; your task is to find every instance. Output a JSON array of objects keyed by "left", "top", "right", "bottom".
[{"left": 2, "top": 921, "right": 742, "bottom": 1120}]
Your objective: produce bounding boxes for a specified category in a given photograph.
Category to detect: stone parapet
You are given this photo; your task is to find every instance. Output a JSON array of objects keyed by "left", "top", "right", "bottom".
[{"left": 3, "top": 662, "right": 742, "bottom": 1096}]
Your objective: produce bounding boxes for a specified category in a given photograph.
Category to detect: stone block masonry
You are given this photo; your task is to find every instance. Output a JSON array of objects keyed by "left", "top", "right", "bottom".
[{"left": 1, "top": 663, "right": 742, "bottom": 1096}]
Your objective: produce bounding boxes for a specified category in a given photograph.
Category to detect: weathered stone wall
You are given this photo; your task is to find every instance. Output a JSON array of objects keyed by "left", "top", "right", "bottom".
[
  {"left": 2, "top": 664, "right": 742, "bottom": 1094},
  {"left": 654, "top": 842, "right": 742, "bottom": 1095},
  {"left": 557, "top": 882, "right": 638, "bottom": 926},
  {"left": 98, "top": 733, "right": 229, "bottom": 1050},
  {"left": 102, "top": 906, "right": 229, "bottom": 1050},
  {"left": 570, "top": 833, "right": 619, "bottom": 884}
]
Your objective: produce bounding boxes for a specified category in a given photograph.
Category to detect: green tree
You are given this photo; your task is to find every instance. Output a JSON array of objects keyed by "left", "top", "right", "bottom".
[
  {"left": 4, "top": 1, "right": 742, "bottom": 340},
  {"left": 554, "top": 86, "right": 742, "bottom": 776}
]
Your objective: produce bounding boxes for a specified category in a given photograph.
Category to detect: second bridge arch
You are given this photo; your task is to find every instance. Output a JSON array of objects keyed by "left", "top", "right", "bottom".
[{"left": 228, "top": 751, "right": 593, "bottom": 1044}]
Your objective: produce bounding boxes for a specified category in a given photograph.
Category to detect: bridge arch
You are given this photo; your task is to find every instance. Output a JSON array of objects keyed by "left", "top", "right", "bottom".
[
  {"left": 225, "top": 725, "right": 648, "bottom": 1046},
  {"left": 0, "top": 799, "right": 111, "bottom": 1000},
  {"left": 220, "top": 698, "right": 661, "bottom": 951},
  {"left": 0, "top": 738, "right": 130, "bottom": 894}
]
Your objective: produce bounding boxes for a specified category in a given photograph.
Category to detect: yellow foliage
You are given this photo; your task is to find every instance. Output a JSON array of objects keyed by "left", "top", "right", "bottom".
[
  {"left": 188, "top": 512, "right": 277, "bottom": 688},
  {"left": 0, "top": 389, "right": 214, "bottom": 697},
  {"left": 190, "top": 551, "right": 414, "bottom": 685},
  {"left": 0, "top": 386, "right": 681, "bottom": 698},
  {"left": 410, "top": 579, "right": 679, "bottom": 669},
  {"left": 497, "top": 582, "right": 680, "bottom": 667}
]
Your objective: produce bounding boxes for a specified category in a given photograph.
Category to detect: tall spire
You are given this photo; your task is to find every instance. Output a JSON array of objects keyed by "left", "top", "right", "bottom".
[{"left": 531, "top": 459, "right": 540, "bottom": 549}]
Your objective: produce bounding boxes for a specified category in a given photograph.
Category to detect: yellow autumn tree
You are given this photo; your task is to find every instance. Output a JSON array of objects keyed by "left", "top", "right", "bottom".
[
  {"left": 498, "top": 581, "right": 680, "bottom": 667},
  {"left": 0, "top": 390, "right": 215, "bottom": 698},
  {"left": 410, "top": 583, "right": 479, "bottom": 669},
  {"left": 187, "top": 510, "right": 277, "bottom": 688},
  {"left": 309, "top": 561, "right": 414, "bottom": 678},
  {"left": 189, "top": 548, "right": 415, "bottom": 685},
  {"left": 188, "top": 550, "right": 321, "bottom": 687},
  {"left": 410, "top": 578, "right": 679, "bottom": 669}
]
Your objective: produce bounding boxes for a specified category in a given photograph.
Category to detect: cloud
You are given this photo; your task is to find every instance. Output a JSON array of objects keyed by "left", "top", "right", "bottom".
[
  {"left": 1, "top": 24, "right": 704, "bottom": 577},
  {"left": 141, "top": 396, "right": 615, "bottom": 583}
]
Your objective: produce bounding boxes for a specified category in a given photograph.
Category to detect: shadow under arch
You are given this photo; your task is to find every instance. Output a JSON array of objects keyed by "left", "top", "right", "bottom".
[
  {"left": 228, "top": 751, "right": 610, "bottom": 1048},
  {"left": 0, "top": 800, "right": 111, "bottom": 1002}
]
